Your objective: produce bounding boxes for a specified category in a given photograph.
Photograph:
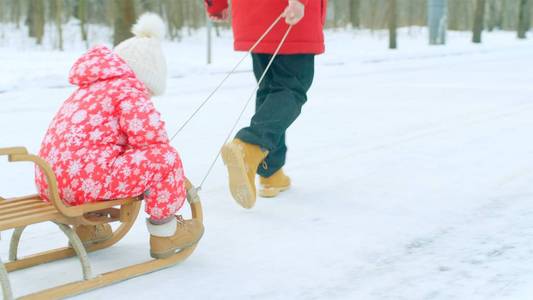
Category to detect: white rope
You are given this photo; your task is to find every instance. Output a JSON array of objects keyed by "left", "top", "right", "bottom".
[
  {"left": 169, "top": 13, "right": 285, "bottom": 142},
  {"left": 198, "top": 25, "right": 293, "bottom": 188}
]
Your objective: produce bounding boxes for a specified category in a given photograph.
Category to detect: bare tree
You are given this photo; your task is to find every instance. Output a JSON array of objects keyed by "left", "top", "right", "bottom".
[
  {"left": 54, "top": 0, "right": 64, "bottom": 50},
  {"left": 389, "top": 0, "right": 398, "bottom": 49},
  {"left": 104, "top": 0, "right": 115, "bottom": 27},
  {"left": 11, "top": 0, "right": 22, "bottom": 29},
  {"left": 141, "top": 0, "right": 159, "bottom": 12},
  {"left": 78, "top": 0, "right": 89, "bottom": 47},
  {"left": 518, "top": 0, "right": 530, "bottom": 39},
  {"left": 350, "top": 0, "right": 361, "bottom": 28},
  {"left": 472, "top": 0, "right": 486, "bottom": 43},
  {"left": 113, "top": 0, "right": 136, "bottom": 46},
  {"left": 165, "top": 0, "right": 184, "bottom": 40},
  {"left": 0, "top": 0, "right": 5, "bottom": 23},
  {"left": 27, "top": 0, "right": 45, "bottom": 45},
  {"left": 487, "top": 0, "right": 500, "bottom": 31}
]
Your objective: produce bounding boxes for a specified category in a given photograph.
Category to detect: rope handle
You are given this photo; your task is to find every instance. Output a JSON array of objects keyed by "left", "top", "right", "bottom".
[
  {"left": 169, "top": 12, "right": 286, "bottom": 142},
  {"left": 198, "top": 25, "right": 293, "bottom": 188}
]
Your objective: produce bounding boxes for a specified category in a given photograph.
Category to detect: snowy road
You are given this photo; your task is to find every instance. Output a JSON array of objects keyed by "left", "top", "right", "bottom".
[{"left": 1, "top": 31, "right": 532, "bottom": 299}]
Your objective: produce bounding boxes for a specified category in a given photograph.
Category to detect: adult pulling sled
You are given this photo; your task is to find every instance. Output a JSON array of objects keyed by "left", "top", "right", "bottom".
[{"left": 0, "top": 147, "right": 203, "bottom": 300}]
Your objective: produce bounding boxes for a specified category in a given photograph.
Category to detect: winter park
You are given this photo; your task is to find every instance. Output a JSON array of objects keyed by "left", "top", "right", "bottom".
[{"left": 0, "top": 0, "right": 532, "bottom": 299}]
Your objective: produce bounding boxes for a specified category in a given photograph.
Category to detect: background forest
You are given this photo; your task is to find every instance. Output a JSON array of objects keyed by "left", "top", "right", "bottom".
[{"left": 0, "top": 0, "right": 530, "bottom": 50}]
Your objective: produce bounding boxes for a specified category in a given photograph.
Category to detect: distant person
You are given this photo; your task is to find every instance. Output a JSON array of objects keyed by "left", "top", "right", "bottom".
[
  {"left": 205, "top": 0, "right": 327, "bottom": 208},
  {"left": 35, "top": 14, "right": 203, "bottom": 259}
]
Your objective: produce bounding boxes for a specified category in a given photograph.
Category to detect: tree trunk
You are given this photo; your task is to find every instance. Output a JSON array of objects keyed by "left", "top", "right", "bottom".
[
  {"left": 113, "top": 0, "right": 136, "bottom": 46},
  {"left": 185, "top": 0, "right": 193, "bottom": 35},
  {"left": 141, "top": 0, "right": 158, "bottom": 12},
  {"left": 332, "top": 0, "right": 342, "bottom": 28},
  {"left": 0, "top": 1, "right": 4, "bottom": 24},
  {"left": 11, "top": 0, "right": 21, "bottom": 29},
  {"left": 27, "top": 2, "right": 35, "bottom": 38},
  {"left": 350, "top": 0, "right": 361, "bottom": 28},
  {"left": 472, "top": 0, "right": 486, "bottom": 43},
  {"left": 388, "top": 0, "right": 398, "bottom": 49},
  {"left": 55, "top": 0, "right": 64, "bottom": 50},
  {"left": 78, "top": 0, "right": 89, "bottom": 48},
  {"left": 105, "top": 0, "right": 115, "bottom": 27},
  {"left": 518, "top": 0, "right": 530, "bottom": 39},
  {"left": 29, "top": 0, "right": 45, "bottom": 45},
  {"left": 487, "top": 0, "right": 497, "bottom": 31},
  {"left": 165, "top": 0, "right": 183, "bottom": 40}
]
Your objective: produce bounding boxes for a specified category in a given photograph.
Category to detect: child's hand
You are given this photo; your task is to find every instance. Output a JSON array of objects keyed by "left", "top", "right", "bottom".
[
  {"left": 209, "top": 8, "right": 229, "bottom": 23},
  {"left": 283, "top": 0, "right": 305, "bottom": 25}
]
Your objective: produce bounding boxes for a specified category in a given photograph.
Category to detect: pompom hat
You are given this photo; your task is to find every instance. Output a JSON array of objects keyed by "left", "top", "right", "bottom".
[{"left": 114, "top": 13, "right": 167, "bottom": 96}]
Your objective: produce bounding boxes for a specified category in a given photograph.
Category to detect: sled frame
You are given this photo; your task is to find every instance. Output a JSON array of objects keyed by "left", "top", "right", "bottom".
[{"left": 0, "top": 147, "right": 203, "bottom": 299}]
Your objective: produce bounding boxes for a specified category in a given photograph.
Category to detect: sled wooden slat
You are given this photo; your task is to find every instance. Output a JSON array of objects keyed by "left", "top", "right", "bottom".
[
  {"left": 0, "top": 210, "right": 62, "bottom": 232},
  {"left": 0, "top": 147, "right": 204, "bottom": 299},
  {"left": 0, "top": 196, "right": 62, "bottom": 232},
  {"left": 18, "top": 246, "right": 199, "bottom": 300},
  {"left": 0, "top": 194, "right": 41, "bottom": 202},
  {"left": 0, "top": 204, "right": 56, "bottom": 219},
  {"left": 0, "top": 202, "right": 50, "bottom": 216},
  {"left": 0, "top": 198, "right": 42, "bottom": 209}
]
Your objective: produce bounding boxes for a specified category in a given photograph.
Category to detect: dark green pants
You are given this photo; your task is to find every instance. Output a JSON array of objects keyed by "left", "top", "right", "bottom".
[{"left": 236, "top": 53, "right": 315, "bottom": 177}]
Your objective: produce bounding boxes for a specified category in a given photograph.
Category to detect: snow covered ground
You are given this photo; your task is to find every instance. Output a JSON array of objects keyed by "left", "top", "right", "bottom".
[{"left": 1, "top": 28, "right": 533, "bottom": 299}]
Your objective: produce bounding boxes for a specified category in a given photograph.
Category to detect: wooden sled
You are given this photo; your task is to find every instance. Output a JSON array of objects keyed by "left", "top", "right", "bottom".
[{"left": 0, "top": 147, "right": 203, "bottom": 299}]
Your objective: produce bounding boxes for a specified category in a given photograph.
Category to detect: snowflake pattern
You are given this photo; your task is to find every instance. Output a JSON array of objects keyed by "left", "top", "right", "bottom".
[
  {"left": 71, "top": 109, "right": 87, "bottom": 124},
  {"left": 35, "top": 46, "right": 186, "bottom": 220}
]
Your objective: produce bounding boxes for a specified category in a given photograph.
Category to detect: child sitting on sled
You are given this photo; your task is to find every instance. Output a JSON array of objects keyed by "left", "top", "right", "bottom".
[{"left": 34, "top": 14, "right": 203, "bottom": 259}]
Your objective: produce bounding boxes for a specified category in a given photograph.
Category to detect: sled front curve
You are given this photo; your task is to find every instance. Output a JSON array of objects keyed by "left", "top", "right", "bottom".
[
  {"left": 0, "top": 147, "right": 203, "bottom": 299},
  {"left": 2, "top": 196, "right": 142, "bottom": 273}
]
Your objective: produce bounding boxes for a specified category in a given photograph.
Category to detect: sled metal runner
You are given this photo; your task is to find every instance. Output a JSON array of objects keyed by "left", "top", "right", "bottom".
[{"left": 0, "top": 147, "right": 204, "bottom": 299}]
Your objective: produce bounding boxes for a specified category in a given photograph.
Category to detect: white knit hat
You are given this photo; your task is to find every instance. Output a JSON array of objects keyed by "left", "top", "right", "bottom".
[{"left": 114, "top": 13, "right": 167, "bottom": 96}]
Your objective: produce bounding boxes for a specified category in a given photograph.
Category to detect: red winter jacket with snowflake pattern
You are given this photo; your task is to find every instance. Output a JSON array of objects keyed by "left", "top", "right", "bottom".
[
  {"left": 35, "top": 46, "right": 171, "bottom": 205},
  {"left": 205, "top": 0, "right": 327, "bottom": 54}
]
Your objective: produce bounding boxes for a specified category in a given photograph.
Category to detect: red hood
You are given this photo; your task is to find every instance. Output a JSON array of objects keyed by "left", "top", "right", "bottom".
[{"left": 69, "top": 46, "right": 135, "bottom": 87}]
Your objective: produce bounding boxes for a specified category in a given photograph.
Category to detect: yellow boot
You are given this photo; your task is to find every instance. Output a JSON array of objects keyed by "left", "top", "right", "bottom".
[
  {"left": 259, "top": 169, "right": 291, "bottom": 198},
  {"left": 221, "top": 139, "right": 268, "bottom": 209},
  {"left": 148, "top": 216, "right": 204, "bottom": 259}
]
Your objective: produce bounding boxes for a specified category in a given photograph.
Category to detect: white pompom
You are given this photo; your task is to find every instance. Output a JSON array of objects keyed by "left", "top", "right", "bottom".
[{"left": 132, "top": 13, "right": 166, "bottom": 40}]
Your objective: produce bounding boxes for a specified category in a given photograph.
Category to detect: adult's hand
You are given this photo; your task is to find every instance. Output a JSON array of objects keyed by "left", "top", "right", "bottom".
[
  {"left": 283, "top": 0, "right": 305, "bottom": 25},
  {"left": 209, "top": 8, "right": 229, "bottom": 23}
]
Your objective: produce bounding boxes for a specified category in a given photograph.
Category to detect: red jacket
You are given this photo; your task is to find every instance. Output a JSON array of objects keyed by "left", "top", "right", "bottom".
[
  {"left": 206, "top": 0, "right": 327, "bottom": 54},
  {"left": 36, "top": 46, "right": 171, "bottom": 205}
]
